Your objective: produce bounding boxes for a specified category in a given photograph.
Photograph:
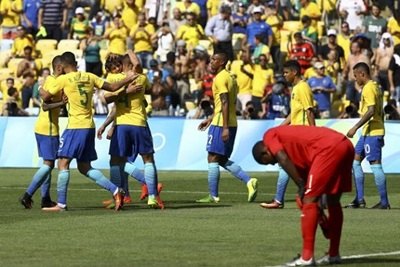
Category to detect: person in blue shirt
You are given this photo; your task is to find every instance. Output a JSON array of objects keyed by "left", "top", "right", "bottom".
[
  {"left": 307, "top": 62, "right": 336, "bottom": 118},
  {"left": 232, "top": 2, "right": 249, "bottom": 34},
  {"left": 264, "top": 80, "right": 290, "bottom": 119},
  {"left": 241, "top": 6, "right": 273, "bottom": 53},
  {"left": 22, "top": 0, "right": 41, "bottom": 35},
  {"left": 193, "top": 0, "right": 208, "bottom": 28}
]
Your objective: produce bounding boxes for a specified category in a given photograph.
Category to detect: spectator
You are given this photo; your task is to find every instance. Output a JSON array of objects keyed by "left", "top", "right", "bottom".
[
  {"left": 103, "top": 14, "right": 128, "bottom": 55},
  {"left": 81, "top": 34, "right": 103, "bottom": 77},
  {"left": 174, "top": 40, "right": 191, "bottom": 107},
  {"left": 130, "top": 13, "right": 155, "bottom": 69},
  {"left": 32, "top": 67, "right": 50, "bottom": 107},
  {"left": 193, "top": 0, "right": 208, "bottom": 28},
  {"left": 251, "top": 34, "right": 271, "bottom": 64},
  {"left": 193, "top": 51, "right": 209, "bottom": 101},
  {"left": 232, "top": 2, "right": 249, "bottom": 35},
  {"left": 251, "top": 54, "right": 274, "bottom": 117},
  {"left": 247, "top": 0, "right": 263, "bottom": 16},
  {"left": 299, "top": 0, "right": 321, "bottom": 28},
  {"left": 11, "top": 26, "right": 35, "bottom": 58},
  {"left": 153, "top": 22, "right": 175, "bottom": 63},
  {"left": 176, "top": 12, "right": 205, "bottom": 48},
  {"left": 362, "top": 3, "right": 388, "bottom": 51},
  {"left": 21, "top": 72, "right": 36, "bottom": 109},
  {"left": 205, "top": 5, "right": 234, "bottom": 61},
  {"left": 388, "top": 44, "right": 400, "bottom": 106},
  {"left": 263, "top": 79, "right": 290, "bottom": 119},
  {"left": 338, "top": 0, "right": 367, "bottom": 33},
  {"left": 69, "top": 7, "right": 90, "bottom": 40},
  {"left": 308, "top": 62, "right": 336, "bottom": 118},
  {"left": 121, "top": 0, "right": 140, "bottom": 31},
  {"left": 186, "top": 96, "right": 213, "bottom": 119},
  {"left": 91, "top": 11, "right": 109, "bottom": 37},
  {"left": 336, "top": 21, "right": 352, "bottom": 61},
  {"left": 303, "top": 56, "right": 318, "bottom": 79},
  {"left": 206, "top": 0, "right": 219, "bottom": 19},
  {"left": 301, "top": 15, "right": 317, "bottom": 45},
  {"left": 387, "top": 9, "right": 400, "bottom": 46},
  {"left": 176, "top": 0, "right": 200, "bottom": 18},
  {"left": 230, "top": 49, "right": 253, "bottom": 113},
  {"left": 144, "top": 0, "right": 169, "bottom": 26},
  {"left": 0, "top": 0, "right": 22, "bottom": 39},
  {"left": 374, "top": 32, "right": 394, "bottom": 93},
  {"left": 288, "top": 32, "right": 315, "bottom": 75},
  {"left": 1, "top": 78, "right": 18, "bottom": 101},
  {"left": 21, "top": 0, "right": 40, "bottom": 36},
  {"left": 2, "top": 87, "right": 29, "bottom": 116},
  {"left": 37, "top": 0, "right": 67, "bottom": 41},
  {"left": 169, "top": 8, "right": 185, "bottom": 34},
  {"left": 324, "top": 49, "right": 340, "bottom": 84},
  {"left": 102, "top": 0, "right": 123, "bottom": 16},
  {"left": 318, "top": 29, "right": 345, "bottom": 71},
  {"left": 16, "top": 46, "right": 42, "bottom": 78},
  {"left": 147, "top": 59, "right": 162, "bottom": 84},
  {"left": 242, "top": 6, "right": 273, "bottom": 52},
  {"left": 265, "top": 2, "right": 283, "bottom": 72}
]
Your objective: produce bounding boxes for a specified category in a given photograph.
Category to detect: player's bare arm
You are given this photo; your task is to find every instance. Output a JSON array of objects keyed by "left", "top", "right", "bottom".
[
  {"left": 102, "top": 73, "right": 139, "bottom": 92},
  {"left": 97, "top": 106, "right": 116, "bottom": 140},
  {"left": 347, "top": 105, "right": 375, "bottom": 138},
  {"left": 220, "top": 92, "right": 229, "bottom": 142},
  {"left": 306, "top": 108, "right": 316, "bottom": 126},
  {"left": 275, "top": 150, "right": 305, "bottom": 197},
  {"left": 198, "top": 118, "right": 212, "bottom": 131}
]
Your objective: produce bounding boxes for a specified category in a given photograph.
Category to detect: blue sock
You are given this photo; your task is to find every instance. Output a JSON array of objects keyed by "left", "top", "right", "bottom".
[
  {"left": 275, "top": 168, "right": 290, "bottom": 203},
  {"left": 110, "top": 165, "right": 122, "bottom": 187},
  {"left": 86, "top": 168, "right": 118, "bottom": 194},
  {"left": 222, "top": 160, "right": 250, "bottom": 184},
  {"left": 370, "top": 164, "right": 389, "bottom": 206},
  {"left": 353, "top": 160, "right": 365, "bottom": 201},
  {"left": 40, "top": 173, "right": 51, "bottom": 199},
  {"left": 208, "top": 162, "right": 220, "bottom": 198},
  {"left": 57, "top": 170, "right": 70, "bottom": 205},
  {"left": 144, "top": 163, "right": 157, "bottom": 196},
  {"left": 121, "top": 170, "right": 130, "bottom": 197},
  {"left": 26, "top": 165, "right": 52, "bottom": 196},
  {"left": 124, "top": 162, "right": 145, "bottom": 184}
]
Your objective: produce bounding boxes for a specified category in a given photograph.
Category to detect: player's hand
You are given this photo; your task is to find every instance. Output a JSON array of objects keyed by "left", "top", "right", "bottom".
[
  {"left": 97, "top": 125, "right": 105, "bottom": 140},
  {"left": 198, "top": 118, "right": 212, "bottom": 131},
  {"left": 346, "top": 127, "right": 357, "bottom": 138},
  {"left": 62, "top": 92, "right": 68, "bottom": 104},
  {"left": 295, "top": 195, "right": 303, "bottom": 209},
  {"left": 106, "top": 126, "right": 114, "bottom": 140},
  {"left": 222, "top": 127, "right": 229, "bottom": 143}
]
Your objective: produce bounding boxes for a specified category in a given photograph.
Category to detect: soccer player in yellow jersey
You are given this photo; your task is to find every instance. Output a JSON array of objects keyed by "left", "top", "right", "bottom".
[
  {"left": 41, "top": 52, "right": 137, "bottom": 211},
  {"left": 20, "top": 56, "right": 66, "bottom": 209},
  {"left": 345, "top": 62, "right": 390, "bottom": 209},
  {"left": 196, "top": 53, "right": 258, "bottom": 203},
  {"left": 262, "top": 60, "right": 315, "bottom": 209}
]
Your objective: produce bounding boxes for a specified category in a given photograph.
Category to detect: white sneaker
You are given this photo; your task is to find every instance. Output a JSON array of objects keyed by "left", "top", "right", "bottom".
[
  {"left": 316, "top": 254, "right": 341, "bottom": 265},
  {"left": 286, "top": 255, "right": 315, "bottom": 266}
]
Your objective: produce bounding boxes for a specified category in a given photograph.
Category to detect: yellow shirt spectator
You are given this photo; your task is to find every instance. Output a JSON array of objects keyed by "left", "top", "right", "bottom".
[
  {"left": 176, "top": 22, "right": 204, "bottom": 47},
  {"left": 130, "top": 23, "right": 155, "bottom": 53},
  {"left": 337, "top": 33, "right": 351, "bottom": 61},
  {"left": 359, "top": 80, "right": 384, "bottom": 136},
  {"left": 104, "top": 26, "right": 128, "bottom": 55},
  {"left": 0, "top": 0, "right": 22, "bottom": 27},
  {"left": 102, "top": 0, "right": 123, "bottom": 15},
  {"left": 290, "top": 80, "right": 314, "bottom": 125},
  {"left": 176, "top": 1, "right": 201, "bottom": 17},
  {"left": 207, "top": 0, "right": 220, "bottom": 17},
  {"left": 299, "top": 1, "right": 321, "bottom": 28},
  {"left": 211, "top": 69, "right": 238, "bottom": 127},
  {"left": 387, "top": 17, "right": 400, "bottom": 46},
  {"left": 266, "top": 14, "right": 282, "bottom": 46},
  {"left": 252, "top": 65, "right": 274, "bottom": 98},
  {"left": 121, "top": 3, "right": 140, "bottom": 29},
  {"left": 303, "top": 66, "right": 317, "bottom": 79},
  {"left": 11, "top": 34, "right": 35, "bottom": 57}
]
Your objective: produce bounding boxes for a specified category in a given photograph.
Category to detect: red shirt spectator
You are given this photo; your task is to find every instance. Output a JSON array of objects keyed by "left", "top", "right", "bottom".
[{"left": 289, "top": 32, "right": 315, "bottom": 74}]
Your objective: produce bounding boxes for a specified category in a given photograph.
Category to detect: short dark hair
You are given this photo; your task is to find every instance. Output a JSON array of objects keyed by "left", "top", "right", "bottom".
[
  {"left": 24, "top": 46, "right": 33, "bottom": 52},
  {"left": 7, "top": 87, "right": 17, "bottom": 97},
  {"left": 23, "top": 72, "right": 34, "bottom": 79},
  {"left": 52, "top": 55, "right": 62, "bottom": 70},
  {"left": 6, "top": 77, "right": 14, "bottom": 83},
  {"left": 61, "top": 52, "right": 77, "bottom": 67},
  {"left": 301, "top": 15, "right": 311, "bottom": 23},
  {"left": 252, "top": 141, "right": 266, "bottom": 165},
  {"left": 353, "top": 62, "right": 370, "bottom": 76},
  {"left": 214, "top": 52, "right": 228, "bottom": 66},
  {"left": 283, "top": 60, "right": 301, "bottom": 76}
]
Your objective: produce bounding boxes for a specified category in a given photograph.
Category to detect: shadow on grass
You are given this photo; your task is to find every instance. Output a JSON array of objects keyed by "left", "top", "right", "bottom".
[{"left": 343, "top": 257, "right": 400, "bottom": 265}]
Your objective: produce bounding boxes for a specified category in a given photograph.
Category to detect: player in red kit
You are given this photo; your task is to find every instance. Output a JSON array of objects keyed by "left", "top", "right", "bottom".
[{"left": 252, "top": 125, "right": 354, "bottom": 266}]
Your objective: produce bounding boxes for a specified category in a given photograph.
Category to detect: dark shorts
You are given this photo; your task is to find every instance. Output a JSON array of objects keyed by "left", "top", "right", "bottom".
[
  {"left": 35, "top": 133, "right": 59, "bottom": 161},
  {"left": 206, "top": 125, "right": 237, "bottom": 158},
  {"left": 58, "top": 129, "right": 97, "bottom": 162},
  {"left": 109, "top": 125, "right": 154, "bottom": 158},
  {"left": 354, "top": 135, "right": 384, "bottom": 162}
]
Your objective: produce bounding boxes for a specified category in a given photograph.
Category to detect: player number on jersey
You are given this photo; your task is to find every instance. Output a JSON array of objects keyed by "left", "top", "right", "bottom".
[{"left": 77, "top": 84, "right": 88, "bottom": 107}]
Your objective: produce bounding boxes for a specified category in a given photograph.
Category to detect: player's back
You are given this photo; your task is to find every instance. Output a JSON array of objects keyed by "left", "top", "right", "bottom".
[
  {"left": 360, "top": 80, "right": 384, "bottom": 136},
  {"left": 290, "top": 80, "right": 314, "bottom": 125}
]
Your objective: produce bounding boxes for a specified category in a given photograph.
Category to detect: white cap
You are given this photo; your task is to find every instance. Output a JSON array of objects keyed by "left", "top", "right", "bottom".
[
  {"left": 314, "top": 62, "right": 325, "bottom": 69},
  {"left": 327, "top": 29, "right": 337, "bottom": 36},
  {"left": 75, "top": 7, "right": 84, "bottom": 15},
  {"left": 382, "top": 32, "right": 392, "bottom": 39},
  {"left": 252, "top": 6, "right": 264, "bottom": 14}
]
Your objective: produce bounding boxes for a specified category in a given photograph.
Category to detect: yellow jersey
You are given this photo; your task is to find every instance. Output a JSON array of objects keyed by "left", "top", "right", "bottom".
[
  {"left": 103, "top": 0, "right": 123, "bottom": 14},
  {"left": 387, "top": 17, "right": 400, "bottom": 46},
  {"left": 114, "top": 74, "right": 149, "bottom": 126},
  {"left": 130, "top": 24, "right": 155, "bottom": 53},
  {"left": 359, "top": 80, "right": 384, "bottom": 136},
  {"left": 211, "top": 69, "right": 237, "bottom": 127},
  {"left": 105, "top": 27, "right": 128, "bottom": 55},
  {"left": 34, "top": 76, "right": 62, "bottom": 136},
  {"left": 252, "top": 65, "right": 274, "bottom": 98},
  {"left": 290, "top": 80, "right": 314, "bottom": 125},
  {"left": 49, "top": 72, "right": 105, "bottom": 129},
  {"left": 121, "top": 4, "right": 140, "bottom": 29},
  {"left": 299, "top": 2, "right": 321, "bottom": 27},
  {"left": 265, "top": 15, "right": 282, "bottom": 46},
  {"left": 230, "top": 60, "right": 253, "bottom": 95},
  {"left": 0, "top": 0, "right": 22, "bottom": 27},
  {"left": 11, "top": 35, "right": 35, "bottom": 57},
  {"left": 176, "top": 1, "right": 201, "bottom": 16},
  {"left": 337, "top": 34, "right": 351, "bottom": 60},
  {"left": 206, "top": 0, "right": 220, "bottom": 17},
  {"left": 176, "top": 24, "right": 204, "bottom": 47}
]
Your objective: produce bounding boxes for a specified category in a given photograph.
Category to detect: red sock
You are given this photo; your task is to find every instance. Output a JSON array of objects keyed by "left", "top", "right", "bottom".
[
  {"left": 328, "top": 203, "right": 343, "bottom": 257},
  {"left": 301, "top": 202, "right": 318, "bottom": 260}
]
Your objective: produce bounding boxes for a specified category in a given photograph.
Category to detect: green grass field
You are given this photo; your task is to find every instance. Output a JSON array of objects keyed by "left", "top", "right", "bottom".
[{"left": 1, "top": 169, "right": 400, "bottom": 267}]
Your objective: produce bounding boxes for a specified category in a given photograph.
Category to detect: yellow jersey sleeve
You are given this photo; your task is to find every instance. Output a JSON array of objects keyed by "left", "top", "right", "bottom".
[{"left": 48, "top": 75, "right": 66, "bottom": 95}]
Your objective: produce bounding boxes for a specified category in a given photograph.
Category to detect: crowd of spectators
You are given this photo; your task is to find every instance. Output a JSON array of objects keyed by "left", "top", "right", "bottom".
[{"left": 1, "top": 0, "right": 400, "bottom": 120}]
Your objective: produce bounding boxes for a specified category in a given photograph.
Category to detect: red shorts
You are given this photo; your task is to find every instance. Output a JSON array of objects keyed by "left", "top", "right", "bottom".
[{"left": 304, "top": 139, "right": 354, "bottom": 197}]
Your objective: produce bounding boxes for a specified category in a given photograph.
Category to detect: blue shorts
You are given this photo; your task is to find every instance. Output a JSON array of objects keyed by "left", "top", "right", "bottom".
[
  {"left": 35, "top": 133, "right": 59, "bottom": 161},
  {"left": 354, "top": 135, "right": 384, "bottom": 162},
  {"left": 109, "top": 125, "right": 154, "bottom": 158},
  {"left": 58, "top": 129, "right": 97, "bottom": 162},
  {"left": 206, "top": 125, "right": 237, "bottom": 157}
]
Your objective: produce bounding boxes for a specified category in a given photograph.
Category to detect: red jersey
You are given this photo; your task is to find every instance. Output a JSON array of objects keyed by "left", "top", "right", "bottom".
[{"left": 263, "top": 125, "right": 348, "bottom": 174}]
